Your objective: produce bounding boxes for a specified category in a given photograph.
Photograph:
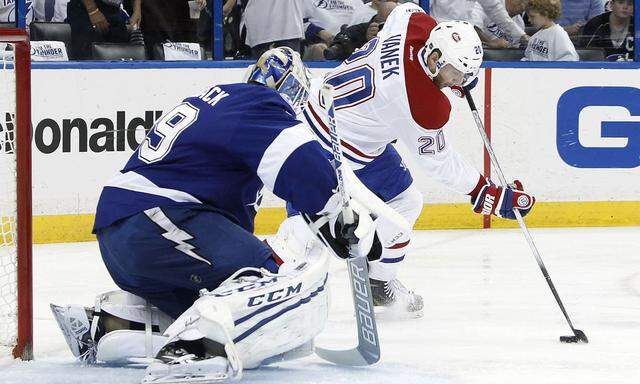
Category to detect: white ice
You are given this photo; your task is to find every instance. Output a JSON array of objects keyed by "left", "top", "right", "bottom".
[{"left": 2, "top": 227, "right": 640, "bottom": 384}]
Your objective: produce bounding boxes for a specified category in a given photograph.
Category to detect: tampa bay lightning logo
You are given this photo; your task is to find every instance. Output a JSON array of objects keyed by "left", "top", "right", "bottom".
[{"left": 314, "top": 0, "right": 354, "bottom": 11}]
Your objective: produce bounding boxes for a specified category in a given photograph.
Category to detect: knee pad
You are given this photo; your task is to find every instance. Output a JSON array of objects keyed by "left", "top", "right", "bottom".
[
  {"left": 368, "top": 185, "right": 422, "bottom": 281},
  {"left": 386, "top": 184, "right": 423, "bottom": 225},
  {"left": 164, "top": 243, "right": 330, "bottom": 369}
]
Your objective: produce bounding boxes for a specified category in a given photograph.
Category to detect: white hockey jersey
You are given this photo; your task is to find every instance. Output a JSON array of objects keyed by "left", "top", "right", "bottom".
[
  {"left": 302, "top": 3, "right": 482, "bottom": 195},
  {"left": 523, "top": 24, "right": 579, "bottom": 61}
]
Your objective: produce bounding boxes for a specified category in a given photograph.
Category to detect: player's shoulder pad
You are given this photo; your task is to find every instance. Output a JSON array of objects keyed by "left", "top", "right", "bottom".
[
  {"left": 382, "top": 2, "right": 425, "bottom": 33},
  {"left": 403, "top": 12, "right": 451, "bottom": 130}
]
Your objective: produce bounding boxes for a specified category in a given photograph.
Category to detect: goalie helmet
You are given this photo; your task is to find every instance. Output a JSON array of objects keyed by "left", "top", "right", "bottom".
[
  {"left": 422, "top": 21, "right": 483, "bottom": 86},
  {"left": 247, "top": 47, "right": 311, "bottom": 113}
]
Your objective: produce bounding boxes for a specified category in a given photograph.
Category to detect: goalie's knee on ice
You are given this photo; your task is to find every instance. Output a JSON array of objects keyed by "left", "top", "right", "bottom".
[{"left": 165, "top": 244, "right": 331, "bottom": 369}]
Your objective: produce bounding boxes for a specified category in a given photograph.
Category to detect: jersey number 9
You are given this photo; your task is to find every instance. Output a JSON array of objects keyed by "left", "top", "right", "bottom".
[{"left": 138, "top": 103, "right": 200, "bottom": 164}]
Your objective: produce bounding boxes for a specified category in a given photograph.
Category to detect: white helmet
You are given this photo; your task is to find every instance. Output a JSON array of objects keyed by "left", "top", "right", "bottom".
[{"left": 422, "top": 21, "right": 483, "bottom": 86}]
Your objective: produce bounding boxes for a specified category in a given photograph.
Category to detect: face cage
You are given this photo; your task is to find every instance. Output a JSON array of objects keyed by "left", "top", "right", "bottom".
[{"left": 277, "top": 72, "right": 310, "bottom": 114}]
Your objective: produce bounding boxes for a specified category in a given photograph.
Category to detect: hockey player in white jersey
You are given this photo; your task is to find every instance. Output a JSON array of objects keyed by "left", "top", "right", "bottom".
[{"left": 278, "top": 2, "right": 536, "bottom": 315}]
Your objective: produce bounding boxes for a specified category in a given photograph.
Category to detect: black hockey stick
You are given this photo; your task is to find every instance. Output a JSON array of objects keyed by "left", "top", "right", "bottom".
[
  {"left": 463, "top": 86, "right": 588, "bottom": 344},
  {"left": 314, "top": 84, "right": 381, "bottom": 365}
]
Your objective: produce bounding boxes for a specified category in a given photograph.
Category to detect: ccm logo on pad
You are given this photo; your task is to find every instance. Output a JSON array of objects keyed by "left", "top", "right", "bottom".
[{"left": 557, "top": 86, "right": 640, "bottom": 168}]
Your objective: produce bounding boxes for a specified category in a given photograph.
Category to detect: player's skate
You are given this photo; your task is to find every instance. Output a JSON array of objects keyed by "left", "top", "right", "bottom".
[{"left": 370, "top": 278, "right": 424, "bottom": 317}]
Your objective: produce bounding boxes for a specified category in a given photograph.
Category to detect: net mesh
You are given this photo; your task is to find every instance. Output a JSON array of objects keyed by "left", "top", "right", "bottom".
[{"left": 0, "top": 42, "right": 18, "bottom": 356}]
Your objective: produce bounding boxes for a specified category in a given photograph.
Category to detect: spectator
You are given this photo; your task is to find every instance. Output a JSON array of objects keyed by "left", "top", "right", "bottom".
[
  {"left": 557, "top": 0, "right": 606, "bottom": 37},
  {"left": 0, "top": 0, "right": 34, "bottom": 23},
  {"left": 431, "top": 0, "right": 528, "bottom": 43},
  {"left": 581, "top": 0, "right": 633, "bottom": 59},
  {"left": 242, "top": 0, "right": 304, "bottom": 58},
  {"left": 349, "top": 0, "right": 398, "bottom": 25},
  {"left": 523, "top": 0, "right": 579, "bottom": 60},
  {"left": 323, "top": 1, "right": 397, "bottom": 60},
  {"left": 303, "top": 0, "right": 368, "bottom": 60},
  {"left": 471, "top": 0, "right": 528, "bottom": 48},
  {"left": 196, "top": 0, "right": 240, "bottom": 58},
  {"left": 33, "top": 0, "right": 70, "bottom": 22},
  {"left": 66, "top": 0, "right": 141, "bottom": 60},
  {"left": 138, "top": 0, "right": 196, "bottom": 54}
]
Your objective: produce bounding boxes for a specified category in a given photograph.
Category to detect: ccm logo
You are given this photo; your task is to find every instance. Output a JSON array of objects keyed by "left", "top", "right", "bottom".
[
  {"left": 247, "top": 283, "right": 302, "bottom": 307},
  {"left": 557, "top": 87, "right": 640, "bottom": 168}
]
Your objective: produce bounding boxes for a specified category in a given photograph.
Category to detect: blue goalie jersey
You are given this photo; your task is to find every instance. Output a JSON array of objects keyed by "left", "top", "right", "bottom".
[{"left": 93, "top": 83, "right": 338, "bottom": 233}]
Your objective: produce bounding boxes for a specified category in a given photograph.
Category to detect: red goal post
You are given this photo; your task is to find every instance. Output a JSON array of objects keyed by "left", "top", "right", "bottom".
[{"left": 0, "top": 28, "right": 33, "bottom": 360}]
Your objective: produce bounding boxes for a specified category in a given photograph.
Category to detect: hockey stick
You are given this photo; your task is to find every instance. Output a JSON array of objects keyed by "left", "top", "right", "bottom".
[
  {"left": 314, "top": 84, "right": 381, "bottom": 365},
  {"left": 462, "top": 86, "right": 588, "bottom": 344}
]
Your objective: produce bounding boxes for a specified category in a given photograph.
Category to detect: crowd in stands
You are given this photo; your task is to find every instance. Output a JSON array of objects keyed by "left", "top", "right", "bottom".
[{"left": 0, "top": 0, "right": 635, "bottom": 61}]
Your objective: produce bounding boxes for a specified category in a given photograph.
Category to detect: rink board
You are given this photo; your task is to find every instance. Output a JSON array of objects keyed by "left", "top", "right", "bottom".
[{"left": 9, "top": 65, "right": 640, "bottom": 243}]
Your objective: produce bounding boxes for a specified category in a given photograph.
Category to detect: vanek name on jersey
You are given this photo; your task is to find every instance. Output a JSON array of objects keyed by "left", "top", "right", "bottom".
[{"left": 380, "top": 34, "right": 402, "bottom": 79}]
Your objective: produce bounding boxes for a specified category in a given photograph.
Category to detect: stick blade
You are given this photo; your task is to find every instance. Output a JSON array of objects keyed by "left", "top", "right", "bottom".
[
  {"left": 315, "top": 345, "right": 380, "bottom": 366},
  {"left": 560, "top": 329, "right": 588, "bottom": 343}
]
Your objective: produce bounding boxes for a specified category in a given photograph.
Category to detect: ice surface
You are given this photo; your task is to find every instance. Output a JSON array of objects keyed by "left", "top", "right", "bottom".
[{"left": 2, "top": 227, "right": 640, "bottom": 384}]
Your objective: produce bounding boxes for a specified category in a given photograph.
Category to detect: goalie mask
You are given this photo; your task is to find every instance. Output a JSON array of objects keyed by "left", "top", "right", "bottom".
[
  {"left": 247, "top": 47, "right": 311, "bottom": 114},
  {"left": 421, "top": 21, "right": 483, "bottom": 87}
]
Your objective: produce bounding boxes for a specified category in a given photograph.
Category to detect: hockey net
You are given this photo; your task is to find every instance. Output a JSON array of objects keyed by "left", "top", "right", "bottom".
[{"left": 0, "top": 29, "right": 32, "bottom": 361}]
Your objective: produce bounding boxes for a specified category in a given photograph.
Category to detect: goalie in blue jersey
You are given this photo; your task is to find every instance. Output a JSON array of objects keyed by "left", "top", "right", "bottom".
[{"left": 50, "top": 47, "right": 404, "bottom": 383}]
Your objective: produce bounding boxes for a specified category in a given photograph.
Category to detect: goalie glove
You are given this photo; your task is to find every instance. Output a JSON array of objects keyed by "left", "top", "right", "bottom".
[
  {"left": 471, "top": 178, "right": 535, "bottom": 219},
  {"left": 302, "top": 199, "right": 382, "bottom": 261}
]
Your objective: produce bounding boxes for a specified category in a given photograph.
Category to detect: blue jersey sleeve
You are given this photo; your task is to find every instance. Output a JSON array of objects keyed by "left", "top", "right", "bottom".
[{"left": 272, "top": 140, "right": 338, "bottom": 215}]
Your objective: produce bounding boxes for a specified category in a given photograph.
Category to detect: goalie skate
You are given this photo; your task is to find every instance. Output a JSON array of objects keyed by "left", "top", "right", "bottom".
[
  {"left": 142, "top": 341, "right": 240, "bottom": 384},
  {"left": 370, "top": 278, "right": 424, "bottom": 318},
  {"left": 50, "top": 304, "right": 99, "bottom": 363}
]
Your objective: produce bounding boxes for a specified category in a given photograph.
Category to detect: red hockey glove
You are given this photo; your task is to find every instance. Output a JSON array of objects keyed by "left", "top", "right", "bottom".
[{"left": 471, "top": 178, "right": 535, "bottom": 219}]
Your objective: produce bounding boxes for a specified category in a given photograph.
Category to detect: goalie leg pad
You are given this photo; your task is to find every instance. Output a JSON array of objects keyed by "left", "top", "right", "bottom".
[
  {"left": 51, "top": 290, "right": 174, "bottom": 364},
  {"left": 162, "top": 243, "right": 330, "bottom": 369},
  {"left": 96, "top": 330, "right": 170, "bottom": 365}
]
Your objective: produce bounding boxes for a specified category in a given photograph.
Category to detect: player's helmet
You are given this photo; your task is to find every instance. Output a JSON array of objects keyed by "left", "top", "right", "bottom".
[
  {"left": 247, "top": 47, "right": 311, "bottom": 113},
  {"left": 422, "top": 21, "right": 483, "bottom": 86}
]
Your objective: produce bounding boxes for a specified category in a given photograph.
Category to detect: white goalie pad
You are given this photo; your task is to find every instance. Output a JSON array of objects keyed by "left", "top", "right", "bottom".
[
  {"left": 163, "top": 243, "right": 330, "bottom": 370},
  {"left": 96, "top": 290, "right": 174, "bottom": 332},
  {"left": 96, "top": 330, "right": 170, "bottom": 365}
]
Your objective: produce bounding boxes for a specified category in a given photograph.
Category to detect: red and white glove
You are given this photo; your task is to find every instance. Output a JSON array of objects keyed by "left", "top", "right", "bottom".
[{"left": 471, "top": 177, "right": 535, "bottom": 219}]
